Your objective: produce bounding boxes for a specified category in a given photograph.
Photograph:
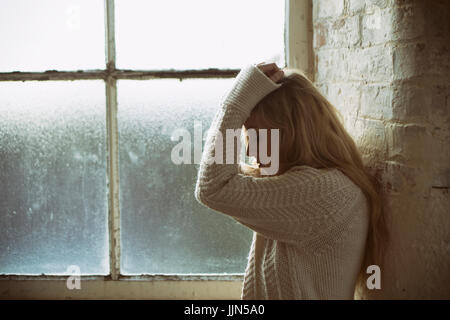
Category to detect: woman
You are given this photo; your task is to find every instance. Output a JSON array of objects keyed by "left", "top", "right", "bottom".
[{"left": 195, "top": 62, "right": 388, "bottom": 299}]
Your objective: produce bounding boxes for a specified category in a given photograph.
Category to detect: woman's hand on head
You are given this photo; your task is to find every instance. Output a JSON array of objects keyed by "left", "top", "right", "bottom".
[{"left": 257, "top": 62, "right": 284, "bottom": 83}]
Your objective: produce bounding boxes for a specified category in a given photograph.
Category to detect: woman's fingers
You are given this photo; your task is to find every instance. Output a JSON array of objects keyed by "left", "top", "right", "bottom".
[
  {"left": 270, "top": 70, "right": 284, "bottom": 83},
  {"left": 256, "top": 62, "right": 283, "bottom": 83},
  {"left": 258, "top": 63, "right": 279, "bottom": 74}
]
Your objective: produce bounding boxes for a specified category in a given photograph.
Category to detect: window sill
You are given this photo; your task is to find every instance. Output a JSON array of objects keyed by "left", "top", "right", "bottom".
[{"left": 0, "top": 275, "right": 244, "bottom": 300}]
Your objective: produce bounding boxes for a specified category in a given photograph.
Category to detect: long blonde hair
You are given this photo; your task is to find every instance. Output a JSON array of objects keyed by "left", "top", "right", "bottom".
[{"left": 242, "top": 68, "right": 389, "bottom": 295}]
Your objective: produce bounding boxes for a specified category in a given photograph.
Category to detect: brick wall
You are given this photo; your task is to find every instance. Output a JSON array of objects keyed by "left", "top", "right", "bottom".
[{"left": 312, "top": 0, "right": 449, "bottom": 298}]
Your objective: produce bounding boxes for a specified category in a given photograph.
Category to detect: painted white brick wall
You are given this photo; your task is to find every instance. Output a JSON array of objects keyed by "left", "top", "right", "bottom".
[{"left": 313, "top": 0, "right": 450, "bottom": 299}]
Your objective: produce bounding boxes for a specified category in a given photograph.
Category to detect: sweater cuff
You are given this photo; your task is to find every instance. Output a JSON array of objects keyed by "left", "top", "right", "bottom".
[{"left": 221, "top": 64, "right": 282, "bottom": 116}]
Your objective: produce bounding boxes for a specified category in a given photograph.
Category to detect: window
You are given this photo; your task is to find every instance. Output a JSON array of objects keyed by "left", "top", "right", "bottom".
[{"left": 0, "top": 0, "right": 286, "bottom": 280}]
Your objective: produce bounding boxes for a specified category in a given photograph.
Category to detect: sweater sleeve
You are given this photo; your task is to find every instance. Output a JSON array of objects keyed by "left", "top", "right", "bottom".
[{"left": 194, "top": 64, "right": 360, "bottom": 245}]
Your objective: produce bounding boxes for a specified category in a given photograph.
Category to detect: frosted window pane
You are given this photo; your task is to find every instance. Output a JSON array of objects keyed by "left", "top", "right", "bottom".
[
  {"left": 0, "top": 81, "right": 108, "bottom": 275},
  {"left": 118, "top": 79, "right": 253, "bottom": 274},
  {"left": 0, "top": 0, "right": 105, "bottom": 72},
  {"left": 115, "top": 0, "right": 285, "bottom": 70}
]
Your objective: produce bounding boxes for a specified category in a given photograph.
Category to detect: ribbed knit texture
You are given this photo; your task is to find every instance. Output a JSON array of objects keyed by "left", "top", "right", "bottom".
[{"left": 194, "top": 64, "right": 370, "bottom": 300}]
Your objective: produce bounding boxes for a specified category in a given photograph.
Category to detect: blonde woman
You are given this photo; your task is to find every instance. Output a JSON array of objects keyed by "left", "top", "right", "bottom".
[{"left": 195, "top": 62, "right": 388, "bottom": 300}]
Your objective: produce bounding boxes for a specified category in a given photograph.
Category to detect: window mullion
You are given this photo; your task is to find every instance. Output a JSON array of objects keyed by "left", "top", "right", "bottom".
[
  {"left": 105, "top": 0, "right": 120, "bottom": 280},
  {"left": 106, "top": 0, "right": 116, "bottom": 71},
  {"left": 285, "top": 0, "right": 313, "bottom": 78}
]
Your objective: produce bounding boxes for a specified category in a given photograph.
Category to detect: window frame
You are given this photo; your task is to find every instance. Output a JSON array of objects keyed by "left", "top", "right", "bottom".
[{"left": 0, "top": 0, "right": 312, "bottom": 299}]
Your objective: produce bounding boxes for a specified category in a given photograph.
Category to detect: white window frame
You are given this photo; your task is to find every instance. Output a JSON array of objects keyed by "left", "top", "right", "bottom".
[{"left": 0, "top": 0, "right": 312, "bottom": 299}]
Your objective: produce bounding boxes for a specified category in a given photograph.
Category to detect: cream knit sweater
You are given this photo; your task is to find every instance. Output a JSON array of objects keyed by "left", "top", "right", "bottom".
[{"left": 194, "top": 64, "right": 370, "bottom": 300}]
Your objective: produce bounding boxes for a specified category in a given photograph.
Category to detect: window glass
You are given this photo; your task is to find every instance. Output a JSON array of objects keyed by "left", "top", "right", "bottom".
[
  {"left": 118, "top": 79, "right": 253, "bottom": 274},
  {"left": 115, "top": 0, "right": 285, "bottom": 70},
  {"left": 0, "top": 80, "right": 108, "bottom": 275},
  {"left": 0, "top": 0, "right": 105, "bottom": 72}
]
